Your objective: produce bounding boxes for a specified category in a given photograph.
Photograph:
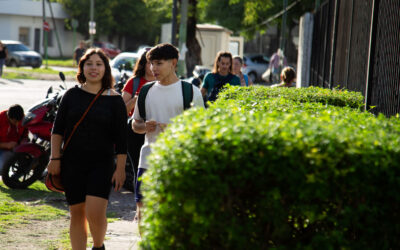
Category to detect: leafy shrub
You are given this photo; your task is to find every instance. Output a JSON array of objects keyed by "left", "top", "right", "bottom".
[
  {"left": 140, "top": 101, "right": 400, "bottom": 249},
  {"left": 218, "top": 85, "right": 365, "bottom": 110}
]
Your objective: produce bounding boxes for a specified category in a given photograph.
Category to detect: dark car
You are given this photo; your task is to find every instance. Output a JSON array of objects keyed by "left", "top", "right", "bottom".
[
  {"left": 3, "top": 40, "right": 42, "bottom": 68},
  {"left": 93, "top": 41, "right": 121, "bottom": 59}
]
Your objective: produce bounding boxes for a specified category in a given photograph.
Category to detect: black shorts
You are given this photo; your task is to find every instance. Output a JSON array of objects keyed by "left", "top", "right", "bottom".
[{"left": 61, "top": 156, "right": 115, "bottom": 205}]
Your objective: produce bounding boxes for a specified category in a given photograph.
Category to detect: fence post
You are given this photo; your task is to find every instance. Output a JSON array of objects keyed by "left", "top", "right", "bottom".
[
  {"left": 344, "top": 0, "right": 355, "bottom": 89},
  {"left": 365, "top": 0, "right": 380, "bottom": 110},
  {"left": 297, "top": 13, "right": 314, "bottom": 88},
  {"left": 328, "top": 0, "right": 340, "bottom": 89}
]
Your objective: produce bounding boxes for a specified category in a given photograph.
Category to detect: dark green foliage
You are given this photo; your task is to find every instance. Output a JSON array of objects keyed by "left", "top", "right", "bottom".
[{"left": 140, "top": 86, "right": 400, "bottom": 249}]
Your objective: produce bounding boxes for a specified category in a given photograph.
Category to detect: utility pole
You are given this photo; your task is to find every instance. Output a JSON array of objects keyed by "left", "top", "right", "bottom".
[
  {"left": 89, "top": 0, "right": 95, "bottom": 46},
  {"left": 280, "top": 0, "right": 288, "bottom": 53},
  {"left": 47, "top": 0, "right": 63, "bottom": 58},
  {"left": 171, "top": 0, "right": 178, "bottom": 46},
  {"left": 42, "top": 0, "right": 48, "bottom": 68},
  {"left": 178, "top": 0, "right": 188, "bottom": 77}
]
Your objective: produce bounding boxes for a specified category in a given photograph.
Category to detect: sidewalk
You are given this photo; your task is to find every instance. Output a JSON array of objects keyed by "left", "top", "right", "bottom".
[{"left": 100, "top": 189, "right": 141, "bottom": 250}]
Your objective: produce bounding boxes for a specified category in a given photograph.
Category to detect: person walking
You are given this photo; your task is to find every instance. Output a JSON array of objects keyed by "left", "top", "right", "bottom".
[
  {"left": 232, "top": 55, "right": 253, "bottom": 86},
  {"left": 73, "top": 41, "right": 86, "bottom": 66},
  {"left": 47, "top": 48, "right": 127, "bottom": 250},
  {"left": 121, "top": 47, "right": 155, "bottom": 190},
  {"left": 270, "top": 66, "right": 296, "bottom": 88},
  {"left": 0, "top": 41, "right": 8, "bottom": 78},
  {"left": 201, "top": 51, "right": 241, "bottom": 102},
  {"left": 132, "top": 43, "right": 204, "bottom": 224},
  {"left": 267, "top": 48, "right": 288, "bottom": 83},
  {"left": 0, "top": 104, "right": 27, "bottom": 171}
]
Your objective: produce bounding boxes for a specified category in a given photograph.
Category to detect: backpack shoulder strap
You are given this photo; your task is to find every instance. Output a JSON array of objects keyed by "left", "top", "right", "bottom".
[
  {"left": 243, "top": 74, "right": 249, "bottom": 86},
  {"left": 181, "top": 81, "right": 193, "bottom": 110},
  {"left": 132, "top": 77, "right": 141, "bottom": 95},
  {"left": 137, "top": 81, "right": 156, "bottom": 121}
]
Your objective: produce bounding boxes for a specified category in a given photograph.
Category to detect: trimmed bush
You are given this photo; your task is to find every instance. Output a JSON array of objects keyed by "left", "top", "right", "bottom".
[
  {"left": 140, "top": 100, "right": 400, "bottom": 249},
  {"left": 218, "top": 85, "right": 365, "bottom": 110}
]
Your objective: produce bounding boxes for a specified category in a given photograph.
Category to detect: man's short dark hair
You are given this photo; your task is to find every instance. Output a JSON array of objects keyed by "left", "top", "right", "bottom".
[
  {"left": 7, "top": 104, "right": 24, "bottom": 121},
  {"left": 147, "top": 43, "right": 179, "bottom": 61}
]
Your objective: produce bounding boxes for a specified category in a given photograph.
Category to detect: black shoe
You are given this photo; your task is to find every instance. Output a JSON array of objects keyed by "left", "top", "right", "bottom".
[{"left": 92, "top": 244, "right": 105, "bottom": 250}]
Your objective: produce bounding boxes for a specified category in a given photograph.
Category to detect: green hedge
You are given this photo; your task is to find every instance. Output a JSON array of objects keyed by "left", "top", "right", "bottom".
[
  {"left": 140, "top": 87, "right": 400, "bottom": 249},
  {"left": 218, "top": 85, "right": 365, "bottom": 110}
]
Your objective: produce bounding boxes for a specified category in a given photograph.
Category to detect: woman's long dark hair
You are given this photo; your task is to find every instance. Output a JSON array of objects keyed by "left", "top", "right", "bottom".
[
  {"left": 76, "top": 48, "right": 114, "bottom": 89},
  {"left": 133, "top": 48, "right": 151, "bottom": 78}
]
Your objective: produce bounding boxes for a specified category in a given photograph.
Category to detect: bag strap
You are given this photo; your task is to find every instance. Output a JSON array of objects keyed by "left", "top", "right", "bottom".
[
  {"left": 62, "top": 88, "right": 105, "bottom": 151},
  {"left": 181, "top": 81, "right": 193, "bottom": 110},
  {"left": 138, "top": 81, "right": 156, "bottom": 121},
  {"left": 132, "top": 77, "right": 141, "bottom": 96}
]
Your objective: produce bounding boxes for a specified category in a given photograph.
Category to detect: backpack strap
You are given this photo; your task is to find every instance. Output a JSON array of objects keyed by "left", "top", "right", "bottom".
[
  {"left": 137, "top": 81, "right": 156, "bottom": 121},
  {"left": 243, "top": 74, "right": 249, "bottom": 86},
  {"left": 181, "top": 81, "right": 193, "bottom": 110},
  {"left": 132, "top": 77, "right": 141, "bottom": 95}
]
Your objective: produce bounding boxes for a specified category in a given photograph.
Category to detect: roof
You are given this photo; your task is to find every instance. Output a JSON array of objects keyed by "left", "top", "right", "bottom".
[
  {"left": 196, "top": 23, "right": 233, "bottom": 35},
  {"left": 0, "top": 0, "right": 69, "bottom": 19}
]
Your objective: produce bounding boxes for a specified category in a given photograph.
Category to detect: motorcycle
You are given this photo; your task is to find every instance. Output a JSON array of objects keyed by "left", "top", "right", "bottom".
[{"left": 1, "top": 73, "right": 66, "bottom": 189}]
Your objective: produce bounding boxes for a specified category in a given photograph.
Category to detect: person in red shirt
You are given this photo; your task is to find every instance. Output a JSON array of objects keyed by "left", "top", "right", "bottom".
[
  {"left": 0, "top": 104, "right": 27, "bottom": 171},
  {"left": 121, "top": 47, "right": 155, "bottom": 191}
]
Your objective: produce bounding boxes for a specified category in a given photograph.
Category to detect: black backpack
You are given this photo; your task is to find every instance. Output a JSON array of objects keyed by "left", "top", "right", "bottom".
[
  {"left": 207, "top": 73, "right": 234, "bottom": 102},
  {"left": 137, "top": 81, "right": 193, "bottom": 121}
]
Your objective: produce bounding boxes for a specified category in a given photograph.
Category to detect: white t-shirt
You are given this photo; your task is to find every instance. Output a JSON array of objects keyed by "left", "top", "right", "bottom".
[{"left": 133, "top": 80, "right": 204, "bottom": 169}]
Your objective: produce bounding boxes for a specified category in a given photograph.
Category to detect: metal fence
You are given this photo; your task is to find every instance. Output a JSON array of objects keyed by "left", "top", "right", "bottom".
[{"left": 310, "top": 0, "right": 400, "bottom": 116}]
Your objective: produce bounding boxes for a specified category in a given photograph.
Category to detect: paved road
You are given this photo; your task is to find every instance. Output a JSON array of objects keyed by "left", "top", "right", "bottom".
[{"left": 0, "top": 78, "right": 75, "bottom": 112}]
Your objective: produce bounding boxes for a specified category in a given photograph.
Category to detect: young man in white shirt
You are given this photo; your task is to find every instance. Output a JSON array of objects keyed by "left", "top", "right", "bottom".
[{"left": 132, "top": 43, "right": 204, "bottom": 222}]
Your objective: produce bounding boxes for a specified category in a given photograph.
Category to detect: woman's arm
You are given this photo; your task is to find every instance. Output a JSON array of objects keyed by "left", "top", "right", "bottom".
[
  {"left": 47, "top": 134, "right": 63, "bottom": 175},
  {"left": 112, "top": 154, "right": 126, "bottom": 191},
  {"left": 122, "top": 91, "right": 137, "bottom": 116}
]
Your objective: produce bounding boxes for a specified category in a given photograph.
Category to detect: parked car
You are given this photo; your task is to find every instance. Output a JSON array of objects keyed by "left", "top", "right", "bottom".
[
  {"left": 242, "top": 54, "right": 270, "bottom": 82},
  {"left": 2, "top": 40, "right": 42, "bottom": 68},
  {"left": 110, "top": 52, "right": 138, "bottom": 83},
  {"left": 93, "top": 41, "right": 121, "bottom": 59}
]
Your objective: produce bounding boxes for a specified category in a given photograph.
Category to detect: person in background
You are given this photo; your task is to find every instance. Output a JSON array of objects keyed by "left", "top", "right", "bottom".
[
  {"left": 201, "top": 51, "right": 241, "bottom": 102},
  {"left": 270, "top": 66, "right": 296, "bottom": 88},
  {"left": 232, "top": 55, "right": 253, "bottom": 86},
  {"left": 121, "top": 47, "right": 155, "bottom": 189},
  {"left": 73, "top": 41, "right": 86, "bottom": 66},
  {"left": 0, "top": 104, "right": 27, "bottom": 172},
  {"left": 0, "top": 41, "right": 8, "bottom": 78},
  {"left": 268, "top": 48, "right": 288, "bottom": 83},
  {"left": 47, "top": 48, "right": 127, "bottom": 250}
]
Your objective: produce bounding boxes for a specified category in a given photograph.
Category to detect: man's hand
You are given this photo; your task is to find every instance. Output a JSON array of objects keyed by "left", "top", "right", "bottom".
[
  {"left": 112, "top": 167, "right": 126, "bottom": 191},
  {"left": 145, "top": 120, "right": 157, "bottom": 133}
]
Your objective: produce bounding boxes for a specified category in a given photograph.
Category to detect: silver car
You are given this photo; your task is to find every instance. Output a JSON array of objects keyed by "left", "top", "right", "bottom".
[
  {"left": 110, "top": 52, "right": 138, "bottom": 83},
  {"left": 242, "top": 54, "right": 270, "bottom": 82},
  {"left": 3, "top": 40, "right": 42, "bottom": 68}
]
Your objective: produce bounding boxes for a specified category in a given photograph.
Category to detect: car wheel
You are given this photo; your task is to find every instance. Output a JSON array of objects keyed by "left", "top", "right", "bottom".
[
  {"left": 248, "top": 72, "right": 257, "bottom": 83},
  {"left": 9, "top": 60, "right": 18, "bottom": 67}
]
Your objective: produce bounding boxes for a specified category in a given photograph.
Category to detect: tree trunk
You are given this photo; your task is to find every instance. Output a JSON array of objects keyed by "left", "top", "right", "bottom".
[{"left": 185, "top": 0, "right": 202, "bottom": 77}]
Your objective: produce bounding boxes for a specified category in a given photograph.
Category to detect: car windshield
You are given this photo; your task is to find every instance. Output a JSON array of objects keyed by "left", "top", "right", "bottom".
[
  {"left": 112, "top": 56, "right": 137, "bottom": 71},
  {"left": 6, "top": 43, "right": 30, "bottom": 52}
]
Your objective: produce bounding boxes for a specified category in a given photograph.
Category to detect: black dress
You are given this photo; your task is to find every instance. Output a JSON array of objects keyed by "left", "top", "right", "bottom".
[{"left": 52, "top": 86, "right": 127, "bottom": 205}]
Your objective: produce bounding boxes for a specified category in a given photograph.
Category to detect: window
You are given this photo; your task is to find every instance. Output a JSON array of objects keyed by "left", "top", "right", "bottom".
[{"left": 19, "top": 27, "right": 30, "bottom": 46}]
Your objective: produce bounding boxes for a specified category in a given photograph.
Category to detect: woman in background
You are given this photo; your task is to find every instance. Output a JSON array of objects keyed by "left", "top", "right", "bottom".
[
  {"left": 232, "top": 55, "right": 253, "bottom": 86},
  {"left": 270, "top": 66, "right": 296, "bottom": 88}
]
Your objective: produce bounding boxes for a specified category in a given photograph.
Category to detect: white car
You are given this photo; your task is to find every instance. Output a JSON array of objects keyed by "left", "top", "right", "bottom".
[
  {"left": 242, "top": 54, "right": 270, "bottom": 82},
  {"left": 110, "top": 52, "right": 138, "bottom": 83}
]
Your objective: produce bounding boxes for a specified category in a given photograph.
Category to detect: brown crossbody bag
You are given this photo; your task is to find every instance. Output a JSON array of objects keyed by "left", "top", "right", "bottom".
[{"left": 45, "top": 88, "right": 105, "bottom": 192}]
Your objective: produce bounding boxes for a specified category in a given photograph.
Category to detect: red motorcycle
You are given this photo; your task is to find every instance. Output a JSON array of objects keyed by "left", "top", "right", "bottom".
[{"left": 1, "top": 73, "right": 66, "bottom": 189}]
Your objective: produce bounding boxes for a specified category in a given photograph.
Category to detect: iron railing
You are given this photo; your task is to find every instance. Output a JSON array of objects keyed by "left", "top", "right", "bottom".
[{"left": 310, "top": 0, "right": 400, "bottom": 116}]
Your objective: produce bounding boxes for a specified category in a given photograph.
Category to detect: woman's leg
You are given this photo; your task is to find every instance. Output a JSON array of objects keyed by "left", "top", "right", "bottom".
[
  {"left": 69, "top": 202, "right": 88, "bottom": 250},
  {"left": 86, "top": 195, "right": 108, "bottom": 248}
]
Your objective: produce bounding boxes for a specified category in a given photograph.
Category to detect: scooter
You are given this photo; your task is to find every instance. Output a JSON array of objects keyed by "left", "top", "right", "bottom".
[{"left": 1, "top": 73, "right": 66, "bottom": 189}]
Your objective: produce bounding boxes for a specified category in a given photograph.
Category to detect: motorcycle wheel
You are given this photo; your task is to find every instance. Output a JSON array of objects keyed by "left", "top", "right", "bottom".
[{"left": 1, "top": 152, "right": 45, "bottom": 189}]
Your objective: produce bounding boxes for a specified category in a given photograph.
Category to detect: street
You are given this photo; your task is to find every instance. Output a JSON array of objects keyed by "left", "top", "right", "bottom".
[{"left": 0, "top": 78, "right": 75, "bottom": 112}]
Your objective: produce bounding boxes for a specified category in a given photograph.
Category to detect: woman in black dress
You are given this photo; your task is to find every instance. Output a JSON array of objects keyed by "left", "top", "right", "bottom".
[{"left": 47, "top": 48, "right": 127, "bottom": 250}]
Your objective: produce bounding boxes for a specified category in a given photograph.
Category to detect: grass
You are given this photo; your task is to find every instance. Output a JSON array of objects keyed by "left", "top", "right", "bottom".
[
  {"left": 46, "top": 58, "right": 75, "bottom": 68},
  {"left": 3, "top": 67, "right": 76, "bottom": 80}
]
